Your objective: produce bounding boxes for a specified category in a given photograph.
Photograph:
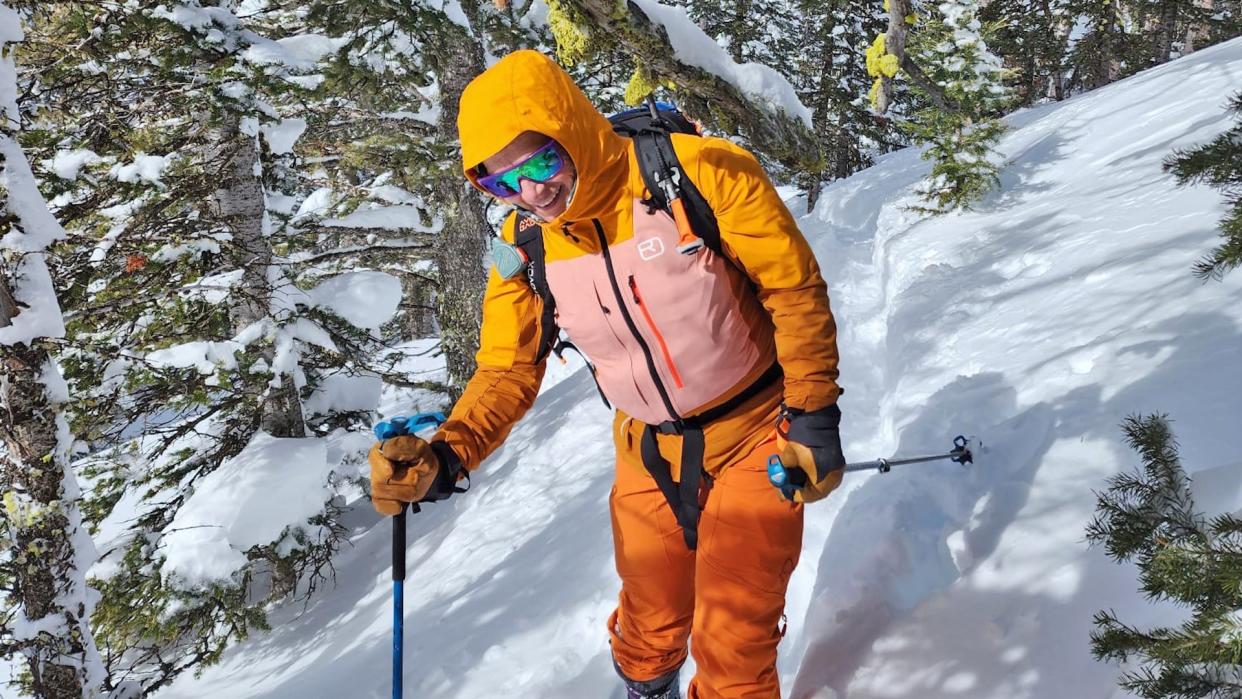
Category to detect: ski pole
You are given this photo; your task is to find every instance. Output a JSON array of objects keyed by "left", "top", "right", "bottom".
[
  {"left": 767, "top": 435, "right": 978, "bottom": 499},
  {"left": 374, "top": 411, "right": 446, "bottom": 699},
  {"left": 392, "top": 502, "right": 412, "bottom": 699}
]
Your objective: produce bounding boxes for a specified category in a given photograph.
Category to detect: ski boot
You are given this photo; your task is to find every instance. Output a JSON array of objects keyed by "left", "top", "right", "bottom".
[{"left": 621, "top": 669, "right": 680, "bottom": 699}]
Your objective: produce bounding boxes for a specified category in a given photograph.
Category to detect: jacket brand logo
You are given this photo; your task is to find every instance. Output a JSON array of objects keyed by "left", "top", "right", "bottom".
[{"left": 638, "top": 237, "right": 665, "bottom": 261}]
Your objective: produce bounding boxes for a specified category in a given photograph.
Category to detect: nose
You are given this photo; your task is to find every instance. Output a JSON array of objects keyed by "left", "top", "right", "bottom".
[{"left": 519, "top": 177, "right": 553, "bottom": 206}]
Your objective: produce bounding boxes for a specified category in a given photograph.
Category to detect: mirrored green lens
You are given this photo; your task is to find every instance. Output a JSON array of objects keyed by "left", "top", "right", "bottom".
[{"left": 497, "top": 147, "right": 561, "bottom": 194}]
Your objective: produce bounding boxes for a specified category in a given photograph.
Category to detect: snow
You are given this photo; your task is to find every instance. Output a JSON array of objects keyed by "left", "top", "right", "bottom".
[
  {"left": 109, "top": 153, "right": 173, "bottom": 186},
  {"left": 308, "top": 270, "right": 403, "bottom": 331},
  {"left": 0, "top": 4, "right": 19, "bottom": 127},
  {"left": 629, "top": 0, "right": 813, "bottom": 127},
  {"left": 180, "top": 269, "right": 245, "bottom": 304},
  {"left": 303, "top": 371, "right": 384, "bottom": 417},
  {"left": 161, "top": 432, "right": 330, "bottom": 587},
  {"left": 146, "top": 338, "right": 246, "bottom": 374},
  {"left": 261, "top": 117, "right": 306, "bottom": 155},
  {"left": 242, "top": 34, "right": 348, "bottom": 71},
  {"left": 157, "top": 38, "right": 1242, "bottom": 699},
  {"left": 0, "top": 137, "right": 68, "bottom": 252},
  {"left": 320, "top": 204, "right": 442, "bottom": 233},
  {"left": 292, "top": 186, "right": 338, "bottom": 220},
  {"left": 0, "top": 135, "right": 68, "bottom": 346},
  {"left": 46, "top": 148, "right": 103, "bottom": 180}
]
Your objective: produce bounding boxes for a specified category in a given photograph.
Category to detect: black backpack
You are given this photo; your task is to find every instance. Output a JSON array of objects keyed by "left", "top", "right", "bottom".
[{"left": 513, "top": 99, "right": 726, "bottom": 366}]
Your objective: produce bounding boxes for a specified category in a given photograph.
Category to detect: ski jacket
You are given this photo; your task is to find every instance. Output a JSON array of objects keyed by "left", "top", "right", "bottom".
[{"left": 436, "top": 50, "right": 840, "bottom": 476}]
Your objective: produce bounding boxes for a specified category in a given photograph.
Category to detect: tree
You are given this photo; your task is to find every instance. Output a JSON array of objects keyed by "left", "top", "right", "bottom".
[
  {"left": 788, "top": 0, "right": 904, "bottom": 208},
  {"left": 548, "top": 0, "right": 822, "bottom": 177},
  {"left": 980, "top": 0, "right": 1071, "bottom": 104},
  {"left": 1087, "top": 414, "right": 1242, "bottom": 698},
  {"left": 1164, "top": 91, "right": 1242, "bottom": 281},
  {"left": 0, "top": 3, "right": 105, "bottom": 697},
  {"left": 1064, "top": 0, "right": 1145, "bottom": 91},
  {"left": 18, "top": 3, "right": 405, "bottom": 692},
  {"left": 296, "top": 0, "right": 530, "bottom": 393},
  {"left": 870, "top": 0, "right": 1014, "bottom": 212}
]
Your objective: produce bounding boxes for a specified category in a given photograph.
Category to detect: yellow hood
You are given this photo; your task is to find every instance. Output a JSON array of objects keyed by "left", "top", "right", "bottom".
[{"left": 458, "top": 50, "right": 630, "bottom": 227}]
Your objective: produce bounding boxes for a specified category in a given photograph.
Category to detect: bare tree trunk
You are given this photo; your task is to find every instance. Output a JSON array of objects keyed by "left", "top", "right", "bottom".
[
  {"left": 210, "top": 119, "right": 305, "bottom": 437},
  {"left": 429, "top": 26, "right": 489, "bottom": 395}
]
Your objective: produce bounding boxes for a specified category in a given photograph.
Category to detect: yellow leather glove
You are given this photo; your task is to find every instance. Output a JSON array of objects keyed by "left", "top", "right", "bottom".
[
  {"left": 776, "top": 403, "right": 846, "bottom": 504},
  {"left": 368, "top": 436, "right": 462, "bottom": 516}
]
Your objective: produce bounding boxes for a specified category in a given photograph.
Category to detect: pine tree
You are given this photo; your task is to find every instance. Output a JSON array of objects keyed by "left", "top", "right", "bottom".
[
  {"left": 1064, "top": 0, "right": 1145, "bottom": 91},
  {"left": 678, "top": 0, "right": 797, "bottom": 66},
  {"left": 1164, "top": 91, "right": 1242, "bottom": 281},
  {"left": 870, "top": 0, "right": 1014, "bottom": 212},
  {"left": 1132, "top": 0, "right": 1225, "bottom": 65},
  {"left": 1087, "top": 415, "right": 1242, "bottom": 698},
  {"left": 980, "top": 0, "right": 1071, "bottom": 104},
  {"left": 0, "top": 3, "right": 105, "bottom": 697},
  {"left": 18, "top": 3, "right": 406, "bottom": 691},
  {"left": 788, "top": 0, "right": 905, "bottom": 208}
]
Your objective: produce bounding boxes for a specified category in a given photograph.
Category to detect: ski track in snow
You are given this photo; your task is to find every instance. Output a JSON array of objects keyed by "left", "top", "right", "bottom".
[{"left": 159, "top": 39, "right": 1242, "bottom": 699}]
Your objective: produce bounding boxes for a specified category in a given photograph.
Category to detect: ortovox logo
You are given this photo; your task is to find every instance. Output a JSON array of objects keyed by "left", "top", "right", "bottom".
[{"left": 638, "top": 237, "right": 665, "bottom": 261}]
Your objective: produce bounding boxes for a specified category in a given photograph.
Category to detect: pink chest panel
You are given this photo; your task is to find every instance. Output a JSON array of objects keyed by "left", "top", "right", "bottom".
[{"left": 544, "top": 202, "right": 765, "bottom": 424}]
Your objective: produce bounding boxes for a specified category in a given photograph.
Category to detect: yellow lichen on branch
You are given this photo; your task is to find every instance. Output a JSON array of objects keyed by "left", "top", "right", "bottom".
[
  {"left": 866, "top": 33, "right": 901, "bottom": 108},
  {"left": 624, "top": 64, "right": 662, "bottom": 105},
  {"left": 547, "top": 0, "right": 592, "bottom": 66}
]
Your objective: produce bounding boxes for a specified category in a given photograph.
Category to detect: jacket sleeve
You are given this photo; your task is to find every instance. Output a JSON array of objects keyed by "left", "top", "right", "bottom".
[
  {"left": 433, "top": 213, "right": 547, "bottom": 471},
  {"left": 681, "top": 135, "right": 841, "bottom": 412}
]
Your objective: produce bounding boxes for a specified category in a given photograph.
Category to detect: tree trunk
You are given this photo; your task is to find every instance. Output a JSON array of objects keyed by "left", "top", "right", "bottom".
[
  {"left": 429, "top": 26, "right": 489, "bottom": 395},
  {"left": 210, "top": 119, "right": 306, "bottom": 437},
  {"left": 0, "top": 337, "right": 86, "bottom": 699}
]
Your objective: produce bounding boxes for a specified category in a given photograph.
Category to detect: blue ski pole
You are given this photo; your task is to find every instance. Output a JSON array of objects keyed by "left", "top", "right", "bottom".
[
  {"left": 392, "top": 503, "right": 410, "bottom": 699},
  {"left": 373, "top": 411, "right": 446, "bottom": 699}
]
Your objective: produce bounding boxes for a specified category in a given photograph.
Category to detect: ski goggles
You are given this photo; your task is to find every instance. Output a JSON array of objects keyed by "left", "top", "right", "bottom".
[{"left": 474, "top": 140, "right": 565, "bottom": 198}]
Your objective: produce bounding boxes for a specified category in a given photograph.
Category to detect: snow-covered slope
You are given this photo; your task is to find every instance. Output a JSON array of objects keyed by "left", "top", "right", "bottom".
[{"left": 161, "top": 38, "right": 1242, "bottom": 699}]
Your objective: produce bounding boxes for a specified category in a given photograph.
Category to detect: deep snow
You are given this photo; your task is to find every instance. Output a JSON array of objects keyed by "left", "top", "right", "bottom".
[{"left": 150, "top": 38, "right": 1242, "bottom": 699}]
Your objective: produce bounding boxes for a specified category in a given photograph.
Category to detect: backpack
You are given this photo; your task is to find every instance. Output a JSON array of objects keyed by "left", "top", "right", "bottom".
[{"left": 504, "top": 99, "right": 727, "bottom": 366}]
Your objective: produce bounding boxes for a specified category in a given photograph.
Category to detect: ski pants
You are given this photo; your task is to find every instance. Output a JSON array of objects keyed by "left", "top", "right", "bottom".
[{"left": 608, "top": 428, "right": 804, "bottom": 699}]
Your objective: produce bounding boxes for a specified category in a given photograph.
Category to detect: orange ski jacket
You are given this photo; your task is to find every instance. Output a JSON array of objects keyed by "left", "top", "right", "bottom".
[{"left": 435, "top": 50, "right": 840, "bottom": 477}]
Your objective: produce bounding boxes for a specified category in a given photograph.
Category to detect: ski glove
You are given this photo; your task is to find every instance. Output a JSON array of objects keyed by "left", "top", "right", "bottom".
[
  {"left": 777, "top": 403, "right": 846, "bottom": 504},
  {"left": 368, "top": 436, "right": 463, "bottom": 516}
]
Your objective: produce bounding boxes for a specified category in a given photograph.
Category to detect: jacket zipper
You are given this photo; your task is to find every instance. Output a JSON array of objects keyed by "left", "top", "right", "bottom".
[
  {"left": 627, "top": 274, "right": 685, "bottom": 389},
  {"left": 593, "top": 219, "right": 681, "bottom": 421}
]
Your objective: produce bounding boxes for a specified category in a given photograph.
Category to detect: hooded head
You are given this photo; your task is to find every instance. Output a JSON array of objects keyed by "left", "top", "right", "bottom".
[{"left": 458, "top": 50, "right": 629, "bottom": 227}]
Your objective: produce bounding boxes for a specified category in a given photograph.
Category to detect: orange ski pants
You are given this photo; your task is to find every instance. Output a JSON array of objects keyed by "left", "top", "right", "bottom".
[{"left": 608, "top": 430, "right": 804, "bottom": 699}]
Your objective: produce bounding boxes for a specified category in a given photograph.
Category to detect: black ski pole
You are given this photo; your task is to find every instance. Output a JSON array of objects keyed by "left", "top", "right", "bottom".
[
  {"left": 767, "top": 436, "right": 979, "bottom": 498},
  {"left": 845, "top": 435, "right": 976, "bottom": 473}
]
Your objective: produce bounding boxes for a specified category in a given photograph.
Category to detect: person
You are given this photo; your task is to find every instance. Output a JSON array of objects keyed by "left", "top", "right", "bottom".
[{"left": 369, "top": 49, "right": 845, "bottom": 699}]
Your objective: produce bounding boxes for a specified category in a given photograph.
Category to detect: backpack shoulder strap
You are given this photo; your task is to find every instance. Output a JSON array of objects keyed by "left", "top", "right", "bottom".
[
  {"left": 631, "top": 130, "right": 723, "bottom": 259},
  {"left": 512, "top": 210, "right": 559, "bottom": 364}
]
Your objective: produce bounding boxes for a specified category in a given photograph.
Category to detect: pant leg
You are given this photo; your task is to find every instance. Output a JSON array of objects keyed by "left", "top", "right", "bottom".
[
  {"left": 609, "top": 452, "right": 696, "bottom": 682},
  {"left": 689, "top": 431, "right": 804, "bottom": 699}
]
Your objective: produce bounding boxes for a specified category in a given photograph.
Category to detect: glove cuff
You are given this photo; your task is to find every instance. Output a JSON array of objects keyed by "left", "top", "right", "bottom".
[{"left": 423, "top": 440, "right": 467, "bottom": 502}]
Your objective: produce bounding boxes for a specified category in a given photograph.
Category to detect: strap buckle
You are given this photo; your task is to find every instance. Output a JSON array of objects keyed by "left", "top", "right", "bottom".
[{"left": 656, "top": 419, "right": 684, "bottom": 436}]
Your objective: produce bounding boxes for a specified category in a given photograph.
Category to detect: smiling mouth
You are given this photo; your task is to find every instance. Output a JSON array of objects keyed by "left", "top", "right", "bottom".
[{"left": 532, "top": 186, "right": 560, "bottom": 210}]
